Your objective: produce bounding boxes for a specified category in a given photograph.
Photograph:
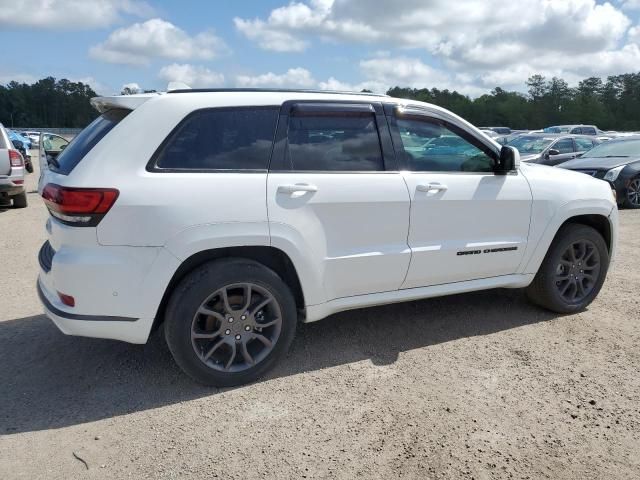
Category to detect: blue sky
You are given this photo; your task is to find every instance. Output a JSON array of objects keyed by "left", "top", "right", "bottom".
[{"left": 1, "top": 0, "right": 640, "bottom": 96}]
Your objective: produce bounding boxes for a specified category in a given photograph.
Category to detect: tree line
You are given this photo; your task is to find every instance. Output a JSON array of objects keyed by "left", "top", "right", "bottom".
[
  {"left": 1, "top": 73, "right": 640, "bottom": 130},
  {"left": 0, "top": 77, "right": 98, "bottom": 128},
  {"left": 387, "top": 73, "right": 640, "bottom": 131}
]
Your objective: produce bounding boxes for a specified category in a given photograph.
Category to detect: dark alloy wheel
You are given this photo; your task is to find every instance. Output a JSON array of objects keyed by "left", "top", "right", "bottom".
[
  {"left": 191, "top": 283, "right": 282, "bottom": 372},
  {"left": 625, "top": 177, "right": 640, "bottom": 209},
  {"left": 526, "top": 224, "right": 609, "bottom": 313},
  {"left": 164, "top": 258, "right": 297, "bottom": 387},
  {"left": 553, "top": 240, "right": 601, "bottom": 304}
]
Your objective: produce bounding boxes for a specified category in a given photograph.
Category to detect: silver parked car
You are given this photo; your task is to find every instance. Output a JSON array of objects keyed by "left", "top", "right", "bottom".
[
  {"left": 0, "top": 122, "right": 27, "bottom": 208},
  {"left": 507, "top": 133, "right": 601, "bottom": 166}
]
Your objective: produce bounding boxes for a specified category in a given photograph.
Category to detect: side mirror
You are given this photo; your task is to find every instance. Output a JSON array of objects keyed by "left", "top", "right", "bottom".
[
  {"left": 59, "top": 144, "right": 67, "bottom": 151},
  {"left": 548, "top": 148, "right": 560, "bottom": 156},
  {"left": 498, "top": 145, "right": 519, "bottom": 173}
]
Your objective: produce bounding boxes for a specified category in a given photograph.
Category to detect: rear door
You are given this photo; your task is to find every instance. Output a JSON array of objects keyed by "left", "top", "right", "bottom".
[
  {"left": 267, "top": 101, "right": 411, "bottom": 302},
  {"left": 387, "top": 105, "right": 532, "bottom": 289},
  {"left": 38, "top": 133, "right": 69, "bottom": 190}
]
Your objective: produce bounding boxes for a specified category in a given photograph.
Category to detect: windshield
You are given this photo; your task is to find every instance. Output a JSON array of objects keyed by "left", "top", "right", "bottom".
[
  {"left": 581, "top": 139, "right": 640, "bottom": 158},
  {"left": 507, "top": 136, "right": 554, "bottom": 154}
]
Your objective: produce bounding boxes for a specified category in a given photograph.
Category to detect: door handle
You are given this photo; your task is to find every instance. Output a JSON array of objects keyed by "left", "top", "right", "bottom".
[
  {"left": 416, "top": 183, "right": 448, "bottom": 193},
  {"left": 277, "top": 183, "right": 318, "bottom": 194}
]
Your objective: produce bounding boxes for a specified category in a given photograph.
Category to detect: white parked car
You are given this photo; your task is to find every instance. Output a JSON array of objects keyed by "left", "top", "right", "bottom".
[
  {"left": 37, "top": 89, "right": 618, "bottom": 386},
  {"left": 0, "top": 122, "right": 28, "bottom": 208}
]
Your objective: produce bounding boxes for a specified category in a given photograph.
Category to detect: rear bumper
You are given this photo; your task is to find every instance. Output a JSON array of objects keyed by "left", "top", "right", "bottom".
[
  {"left": 35, "top": 229, "right": 180, "bottom": 344},
  {"left": 38, "top": 275, "right": 151, "bottom": 344},
  {"left": 0, "top": 182, "right": 24, "bottom": 197}
]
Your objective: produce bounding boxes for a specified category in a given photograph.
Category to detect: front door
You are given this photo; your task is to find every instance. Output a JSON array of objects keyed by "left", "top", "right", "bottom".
[
  {"left": 388, "top": 108, "right": 533, "bottom": 289},
  {"left": 267, "top": 102, "right": 411, "bottom": 302}
]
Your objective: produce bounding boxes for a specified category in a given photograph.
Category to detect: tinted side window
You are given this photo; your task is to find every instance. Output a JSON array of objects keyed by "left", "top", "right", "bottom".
[
  {"left": 396, "top": 117, "right": 495, "bottom": 172},
  {"left": 553, "top": 138, "right": 574, "bottom": 154},
  {"left": 574, "top": 137, "right": 594, "bottom": 151},
  {"left": 155, "top": 108, "right": 278, "bottom": 170},
  {"left": 570, "top": 127, "right": 581, "bottom": 134},
  {"left": 582, "top": 127, "right": 596, "bottom": 135},
  {"left": 286, "top": 114, "right": 383, "bottom": 171}
]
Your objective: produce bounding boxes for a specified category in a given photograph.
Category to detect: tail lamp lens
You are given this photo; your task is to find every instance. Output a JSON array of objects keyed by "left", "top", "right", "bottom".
[
  {"left": 9, "top": 150, "right": 23, "bottom": 167},
  {"left": 42, "top": 184, "right": 119, "bottom": 226}
]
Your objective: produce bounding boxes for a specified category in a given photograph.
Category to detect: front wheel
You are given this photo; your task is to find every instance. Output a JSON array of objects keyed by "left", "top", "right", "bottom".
[
  {"left": 526, "top": 224, "right": 609, "bottom": 313},
  {"left": 164, "top": 258, "right": 297, "bottom": 386},
  {"left": 623, "top": 176, "right": 640, "bottom": 209}
]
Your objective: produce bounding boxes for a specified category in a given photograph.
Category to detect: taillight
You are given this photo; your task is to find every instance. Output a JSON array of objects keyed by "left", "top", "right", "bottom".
[
  {"left": 9, "top": 150, "right": 23, "bottom": 167},
  {"left": 42, "top": 183, "right": 119, "bottom": 227}
]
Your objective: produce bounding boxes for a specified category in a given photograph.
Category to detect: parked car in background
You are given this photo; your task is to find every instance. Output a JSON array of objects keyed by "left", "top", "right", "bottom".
[
  {"left": 21, "top": 131, "right": 40, "bottom": 147},
  {"left": 481, "top": 126, "right": 511, "bottom": 135},
  {"left": 0, "top": 123, "right": 27, "bottom": 208},
  {"left": 507, "top": 133, "right": 600, "bottom": 166},
  {"left": 544, "top": 124, "right": 613, "bottom": 140},
  {"left": 559, "top": 136, "right": 640, "bottom": 208},
  {"left": 38, "top": 132, "right": 69, "bottom": 182},
  {"left": 7, "top": 129, "right": 32, "bottom": 150},
  {"left": 479, "top": 128, "right": 500, "bottom": 139},
  {"left": 9, "top": 139, "right": 33, "bottom": 173}
]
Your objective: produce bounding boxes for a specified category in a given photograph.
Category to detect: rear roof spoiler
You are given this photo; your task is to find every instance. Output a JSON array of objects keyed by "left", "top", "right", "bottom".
[{"left": 90, "top": 93, "right": 162, "bottom": 113}]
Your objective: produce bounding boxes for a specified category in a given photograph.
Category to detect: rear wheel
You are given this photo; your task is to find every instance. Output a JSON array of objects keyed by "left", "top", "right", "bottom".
[
  {"left": 526, "top": 224, "right": 609, "bottom": 313},
  {"left": 12, "top": 192, "right": 28, "bottom": 208},
  {"left": 164, "top": 258, "right": 297, "bottom": 386},
  {"left": 623, "top": 176, "right": 640, "bottom": 209}
]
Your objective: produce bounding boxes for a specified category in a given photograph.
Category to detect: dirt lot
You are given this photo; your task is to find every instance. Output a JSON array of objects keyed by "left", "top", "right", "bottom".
[{"left": 1, "top": 161, "right": 639, "bottom": 479}]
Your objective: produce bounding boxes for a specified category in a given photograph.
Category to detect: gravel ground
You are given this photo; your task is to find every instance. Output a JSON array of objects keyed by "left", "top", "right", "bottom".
[{"left": 1, "top": 159, "right": 639, "bottom": 479}]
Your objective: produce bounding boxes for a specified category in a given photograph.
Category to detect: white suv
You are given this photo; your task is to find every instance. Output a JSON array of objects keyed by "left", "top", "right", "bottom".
[{"left": 37, "top": 89, "right": 618, "bottom": 386}]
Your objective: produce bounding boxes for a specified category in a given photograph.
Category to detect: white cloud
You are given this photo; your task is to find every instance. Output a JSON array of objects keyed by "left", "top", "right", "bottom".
[
  {"left": 0, "top": 0, "right": 152, "bottom": 29},
  {"left": 90, "top": 18, "right": 228, "bottom": 66},
  {"left": 618, "top": 0, "right": 640, "bottom": 10},
  {"left": 235, "top": 0, "right": 639, "bottom": 93},
  {"left": 0, "top": 72, "right": 38, "bottom": 85},
  {"left": 159, "top": 64, "right": 224, "bottom": 88},
  {"left": 236, "top": 68, "right": 316, "bottom": 88}
]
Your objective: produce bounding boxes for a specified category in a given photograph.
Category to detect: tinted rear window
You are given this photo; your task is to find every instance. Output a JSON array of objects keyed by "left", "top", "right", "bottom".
[
  {"left": 53, "top": 109, "right": 130, "bottom": 175},
  {"left": 154, "top": 108, "right": 278, "bottom": 170}
]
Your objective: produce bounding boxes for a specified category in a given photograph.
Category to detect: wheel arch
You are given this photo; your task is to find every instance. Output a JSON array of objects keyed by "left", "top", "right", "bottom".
[
  {"left": 151, "top": 246, "right": 306, "bottom": 332},
  {"left": 522, "top": 201, "right": 616, "bottom": 275},
  {"left": 562, "top": 214, "right": 612, "bottom": 253}
]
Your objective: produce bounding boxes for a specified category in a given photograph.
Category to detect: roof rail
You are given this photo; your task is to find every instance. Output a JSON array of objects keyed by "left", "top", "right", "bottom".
[{"left": 166, "top": 88, "right": 388, "bottom": 97}]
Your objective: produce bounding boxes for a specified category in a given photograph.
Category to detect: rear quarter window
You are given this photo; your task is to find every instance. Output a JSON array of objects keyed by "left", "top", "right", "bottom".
[
  {"left": 152, "top": 107, "right": 279, "bottom": 171},
  {"left": 53, "top": 109, "right": 130, "bottom": 175}
]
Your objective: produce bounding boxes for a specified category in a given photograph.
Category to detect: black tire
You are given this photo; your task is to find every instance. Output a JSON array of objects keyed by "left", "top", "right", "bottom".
[
  {"left": 526, "top": 224, "right": 609, "bottom": 313},
  {"left": 12, "top": 192, "right": 28, "bottom": 208},
  {"left": 164, "top": 258, "right": 297, "bottom": 386},
  {"left": 25, "top": 159, "right": 34, "bottom": 174},
  {"left": 622, "top": 176, "right": 640, "bottom": 209}
]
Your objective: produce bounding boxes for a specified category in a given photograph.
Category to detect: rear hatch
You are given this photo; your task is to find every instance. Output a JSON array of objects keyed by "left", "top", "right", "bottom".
[{"left": 39, "top": 93, "right": 159, "bottom": 228}]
